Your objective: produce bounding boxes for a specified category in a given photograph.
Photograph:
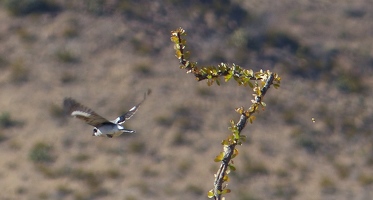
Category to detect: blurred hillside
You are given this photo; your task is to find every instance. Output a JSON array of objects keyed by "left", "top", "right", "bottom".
[{"left": 0, "top": 0, "right": 372, "bottom": 199}]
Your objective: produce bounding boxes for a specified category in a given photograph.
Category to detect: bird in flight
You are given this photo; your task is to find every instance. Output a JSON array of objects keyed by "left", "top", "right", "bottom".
[{"left": 63, "top": 89, "right": 151, "bottom": 138}]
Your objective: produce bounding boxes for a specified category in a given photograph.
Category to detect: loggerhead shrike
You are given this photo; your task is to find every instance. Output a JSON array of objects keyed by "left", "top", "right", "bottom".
[{"left": 63, "top": 89, "right": 150, "bottom": 138}]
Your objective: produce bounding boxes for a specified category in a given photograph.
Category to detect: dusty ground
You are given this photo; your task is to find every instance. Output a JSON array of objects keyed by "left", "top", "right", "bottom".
[{"left": 0, "top": 1, "right": 372, "bottom": 199}]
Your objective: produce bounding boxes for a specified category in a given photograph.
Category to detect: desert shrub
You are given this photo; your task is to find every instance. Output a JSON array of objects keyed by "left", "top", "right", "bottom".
[
  {"left": 4, "top": 0, "right": 60, "bottom": 16},
  {"left": 29, "top": 142, "right": 55, "bottom": 164},
  {"left": 0, "top": 112, "right": 19, "bottom": 128},
  {"left": 9, "top": 60, "right": 29, "bottom": 83},
  {"left": 55, "top": 48, "right": 79, "bottom": 64}
]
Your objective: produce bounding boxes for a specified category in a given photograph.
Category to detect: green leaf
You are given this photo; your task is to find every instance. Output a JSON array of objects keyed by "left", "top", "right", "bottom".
[
  {"left": 207, "top": 190, "right": 214, "bottom": 198},
  {"left": 230, "top": 119, "right": 235, "bottom": 126},
  {"left": 247, "top": 81, "right": 254, "bottom": 88},
  {"left": 223, "top": 175, "right": 230, "bottom": 182},
  {"left": 235, "top": 107, "right": 244, "bottom": 114},
  {"left": 249, "top": 116, "right": 256, "bottom": 123},
  {"left": 184, "top": 51, "right": 190, "bottom": 59},
  {"left": 175, "top": 50, "right": 182, "bottom": 59},
  {"left": 221, "top": 139, "right": 229, "bottom": 146},
  {"left": 224, "top": 74, "right": 232, "bottom": 82},
  {"left": 207, "top": 79, "right": 213, "bottom": 86},
  {"left": 232, "top": 129, "right": 239, "bottom": 140},
  {"left": 170, "top": 36, "right": 179, "bottom": 43},
  {"left": 226, "top": 167, "right": 231, "bottom": 175},
  {"left": 228, "top": 164, "right": 236, "bottom": 171},
  {"left": 247, "top": 69, "right": 254, "bottom": 77},
  {"left": 232, "top": 149, "right": 239, "bottom": 158},
  {"left": 227, "top": 135, "right": 234, "bottom": 143},
  {"left": 214, "top": 152, "right": 224, "bottom": 162},
  {"left": 240, "top": 135, "right": 246, "bottom": 142},
  {"left": 222, "top": 189, "right": 231, "bottom": 194}
]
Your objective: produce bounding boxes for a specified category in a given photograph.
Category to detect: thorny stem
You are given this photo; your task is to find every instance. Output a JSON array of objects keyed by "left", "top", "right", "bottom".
[
  {"left": 172, "top": 28, "right": 231, "bottom": 81},
  {"left": 171, "top": 28, "right": 279, "bottom": 200},
  {"left": 213, "top": 73, "right": 274, "bottom": 200}
]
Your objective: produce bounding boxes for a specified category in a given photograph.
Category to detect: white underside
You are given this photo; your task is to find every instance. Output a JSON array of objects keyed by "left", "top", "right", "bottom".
[{"left": 94, "top": 124, "right": 124, "bottom": 137}]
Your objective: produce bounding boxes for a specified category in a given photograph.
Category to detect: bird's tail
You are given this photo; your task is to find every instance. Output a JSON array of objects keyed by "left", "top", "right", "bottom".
[{"left": 122, "top": 128, "right": 136, "bottom": 133}]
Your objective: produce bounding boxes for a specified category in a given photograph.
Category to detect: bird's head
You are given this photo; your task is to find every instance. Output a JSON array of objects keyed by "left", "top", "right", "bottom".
[{"left": 92, "top": 128, "right": 101, "bottom": 136}]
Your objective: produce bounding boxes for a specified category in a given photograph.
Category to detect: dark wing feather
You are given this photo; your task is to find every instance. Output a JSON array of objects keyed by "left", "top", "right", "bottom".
[
  {"left": 113, "top": 89, "right": 151, "bottom": 124},
  {"left": 63, "top": 98, "right": 109, "bottom": 127}
]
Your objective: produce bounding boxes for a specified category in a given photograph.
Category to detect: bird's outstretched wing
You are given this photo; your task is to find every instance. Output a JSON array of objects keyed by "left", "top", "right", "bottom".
[
  {"left": 113, "top": 89, "right": 151, "bottom": 124},
  {"left": 63, "top": 98, "right": 110, "bottom": 127}
]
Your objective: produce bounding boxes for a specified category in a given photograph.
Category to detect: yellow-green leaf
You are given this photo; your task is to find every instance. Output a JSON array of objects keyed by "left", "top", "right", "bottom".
[
  {"left": 240, "top": 135, "right": 246, "bottom": 142},
  {"left": 235, "top": 107, "right": 244, "bottom": 114},
  {"left": 249, "top": 115, "right": 256, "bottom": 123},
  {"left": 221, "top": 139, "right": 229, "bottom": 146},
  {"left": 229, "top": 119, "right": 235, "bottom": 126},
  {"left": 222, "top": 189, "right": 231, "bottom": 194},
  {"left": 232, "top": 129, "right": 239, "bottom": 140},
  {"left": 225, "top": 74, "right": 232, "bottom": 82},
  {"left": 232, "top": 148, "right": 239, "bottom": 158},
  {"left": 184, "top": 51, "right": 190, "bottom": 59},
  {"left": 214, "top": 152, "right": 224, "bottom": 162},
  {"left": 175, "top": 50, "right": 182, "bottom": 58},
  {"left": 247, "top": 80, "right": 254, "bottom": 88},
  {"left": 228, "top": 164, "right": 236, "bottom": 171},
  {"left": 223, "top": 175, "right": 230, "bottom": 182},
  {"left": 207, "top": 190, "right": 214, "bottom": 198}
]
